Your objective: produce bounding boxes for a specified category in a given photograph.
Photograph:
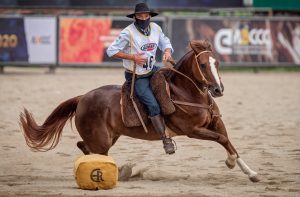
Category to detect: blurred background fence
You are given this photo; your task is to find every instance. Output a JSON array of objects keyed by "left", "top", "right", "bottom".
[{"left": 0, "top": 0, "right": 299, "bottom": 69}]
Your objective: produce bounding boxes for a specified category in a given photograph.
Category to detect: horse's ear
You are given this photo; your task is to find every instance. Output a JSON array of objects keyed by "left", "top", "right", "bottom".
[
  {"left": 204, "top": 39, "right": 213, "bottom": 51},
  {"left": 189, "top": 40, "right": 199, "bottom": 54}
]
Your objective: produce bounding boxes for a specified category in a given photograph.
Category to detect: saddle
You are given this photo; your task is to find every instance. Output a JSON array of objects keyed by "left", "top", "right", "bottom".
[{"left": 120, "top": 70, "right": 175, "bottom": 127}]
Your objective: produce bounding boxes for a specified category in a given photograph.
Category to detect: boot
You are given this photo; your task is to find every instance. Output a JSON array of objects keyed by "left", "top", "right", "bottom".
[{"left": 149, "top": 115, "right": 175, "bottom": 154}]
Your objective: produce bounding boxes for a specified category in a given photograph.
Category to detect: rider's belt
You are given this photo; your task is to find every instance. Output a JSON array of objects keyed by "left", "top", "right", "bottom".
[
  {"left": 125, "top": 69, "right": 133, "bottom": 73},
  {"left": 125, "top": 69, "right": 153, "bottom": 78}
]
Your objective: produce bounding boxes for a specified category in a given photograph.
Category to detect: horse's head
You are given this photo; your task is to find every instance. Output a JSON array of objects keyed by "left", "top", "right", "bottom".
[{"left": 189, "top": 40, "right": 224, "bottom": 97}]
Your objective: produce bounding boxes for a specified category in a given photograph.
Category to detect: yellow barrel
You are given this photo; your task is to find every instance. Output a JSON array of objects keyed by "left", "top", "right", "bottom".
[{"left": 74, "top": 154, "right": 118, "bottom": 190}]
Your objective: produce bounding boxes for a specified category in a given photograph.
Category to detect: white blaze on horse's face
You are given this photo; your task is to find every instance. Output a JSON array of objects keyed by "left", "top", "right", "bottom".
[{"left": 209, "top": 56, "right": 221, "bottom": 87}]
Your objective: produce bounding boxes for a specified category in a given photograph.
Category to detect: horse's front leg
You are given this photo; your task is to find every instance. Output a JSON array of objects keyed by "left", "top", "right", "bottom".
[
  {"left": 186, "top": 125, "right": 236, "bottom": 157},
  {"left": 211, "top": 117, "right": 260, "bottom": 182},
  {"left": 210, "top": 117, "right": 238, "bottom": 169},
  {"left": 187, "top": 120, "right": 260, "bottom": 182}
]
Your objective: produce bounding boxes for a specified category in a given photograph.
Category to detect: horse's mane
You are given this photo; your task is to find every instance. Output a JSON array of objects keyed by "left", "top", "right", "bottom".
[
  {"left": 189, "top": 40, "right": 212, "bottom": 52},
  {"left": 166, "top": 40, "right": 212, "bottom": 80}
]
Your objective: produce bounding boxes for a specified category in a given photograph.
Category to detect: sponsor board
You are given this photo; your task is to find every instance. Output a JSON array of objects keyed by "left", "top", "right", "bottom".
[
  {"left": 59, "top": 17, "right": 112, "bottom": 64},
  {"left": 0, "top": 17, "right": 57, "bottom": 64},
  {"left": 171, "top": 18, "right": 300, "bottom": 65},
  {"left": 24, "top": 17, "right": 57, "bottom": 64},
  {"left": 0, "top": 17, "right": 29, "bottom": 62}
]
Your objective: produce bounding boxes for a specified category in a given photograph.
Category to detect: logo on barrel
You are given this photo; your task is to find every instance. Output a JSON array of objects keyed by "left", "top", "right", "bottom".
[
  {"left": 141, "top": 43, "right": 157, "bottom": 51},
  {"left": 90, "top": 168, "right": 104, "bottom": 182}
]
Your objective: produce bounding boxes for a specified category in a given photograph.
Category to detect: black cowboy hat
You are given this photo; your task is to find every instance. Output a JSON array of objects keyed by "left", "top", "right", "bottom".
[{"left": 126, "top": 2, "right": 158, "bottom": 18}]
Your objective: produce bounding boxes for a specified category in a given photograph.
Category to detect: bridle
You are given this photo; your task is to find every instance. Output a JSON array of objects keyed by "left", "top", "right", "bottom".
[
  {"left": 194, "top": 50, "right": 212, "bottom": 85},
  {"left": 162, "top": 50, "right": 222, "bottom": 118},
  {"left": 165, "top": 49, "right": 215, "bottom": 94},
  {"left": 194, "top": 49, "right": 222, "bottom": 89}
]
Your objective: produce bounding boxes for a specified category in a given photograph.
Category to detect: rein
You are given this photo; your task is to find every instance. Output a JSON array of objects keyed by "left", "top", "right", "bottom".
[{"left": 162, "top": 59, "right": 206, "bottom": 96}]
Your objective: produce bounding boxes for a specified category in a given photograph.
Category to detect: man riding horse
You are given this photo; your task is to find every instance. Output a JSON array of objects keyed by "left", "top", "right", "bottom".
[{"left": 106, "top": 3, "right": 176, "bottom": 154}]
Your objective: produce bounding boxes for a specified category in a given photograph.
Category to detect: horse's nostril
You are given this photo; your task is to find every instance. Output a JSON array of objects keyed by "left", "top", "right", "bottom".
[{"left": 214, "top": 86, "right": 223, "bottom": 95}]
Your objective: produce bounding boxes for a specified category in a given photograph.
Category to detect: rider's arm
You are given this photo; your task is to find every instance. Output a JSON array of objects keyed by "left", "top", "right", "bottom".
[
  {"left": 156, "top": 24, "right": 174, "bottom": 54},
  {"left": 106, "top": 30, "right": 129, "bottom": 58},
  {"left": 106, "top": 30, "right": 147, "bottom": 65},
  {"left": 155, "top": 24, "right": 174, "bottom": 61},
  {"left": 112, "top": 52, "right": 147, "bottom": 66},
  {"left": 112, "top": 51, "right": 134, "bottom": 61}
]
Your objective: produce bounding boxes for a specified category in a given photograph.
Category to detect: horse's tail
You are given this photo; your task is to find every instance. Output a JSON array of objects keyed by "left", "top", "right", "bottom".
[{"left": 19, "top": 96, "right": 81, "bottom": 152}]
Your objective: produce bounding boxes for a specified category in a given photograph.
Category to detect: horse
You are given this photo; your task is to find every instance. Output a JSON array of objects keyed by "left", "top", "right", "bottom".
[{"left": 19, "top": 40, "right": 260, "bottom": 182}]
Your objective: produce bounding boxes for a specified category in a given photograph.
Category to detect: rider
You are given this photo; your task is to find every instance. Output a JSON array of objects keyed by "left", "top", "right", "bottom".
[{"left": 106, "top": 2, "right": 175, "bottom": 154}]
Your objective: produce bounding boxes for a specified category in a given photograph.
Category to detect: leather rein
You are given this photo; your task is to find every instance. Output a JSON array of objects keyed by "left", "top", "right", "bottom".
[{"left": 162, "top": 50, "right": 221, "bottom": 118}]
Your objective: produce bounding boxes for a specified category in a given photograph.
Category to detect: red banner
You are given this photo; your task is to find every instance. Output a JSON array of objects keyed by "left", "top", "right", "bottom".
[{"left": 59, "top": 18, "right": 112, "bottom": 64}]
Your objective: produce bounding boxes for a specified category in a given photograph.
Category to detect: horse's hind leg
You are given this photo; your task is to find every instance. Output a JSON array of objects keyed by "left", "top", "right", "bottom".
[
  {"left": 112, "top": 136, "right": 120, "bottom": 146},
  {"left": 77, "top": 136, "right": 119, "bottom": 155},
  {"left": 77, "top": 141, "right": 91, "bottom": 155},
  {"left": 76, "top": 117, "right": 113, "bottom": 155}
]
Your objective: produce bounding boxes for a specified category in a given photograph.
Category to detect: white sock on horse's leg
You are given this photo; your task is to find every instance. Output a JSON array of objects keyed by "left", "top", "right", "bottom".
[
  {"left": 237, "top": 158, "right": 260, "bottom": 182},
  {"left": 225, "top": 152, "right": 237, "bottom": 169}
]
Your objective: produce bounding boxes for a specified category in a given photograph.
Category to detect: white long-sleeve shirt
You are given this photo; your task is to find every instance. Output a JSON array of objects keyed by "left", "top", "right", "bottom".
[{"left": 106, "top": 22, "right": 173, "bottom": 75}]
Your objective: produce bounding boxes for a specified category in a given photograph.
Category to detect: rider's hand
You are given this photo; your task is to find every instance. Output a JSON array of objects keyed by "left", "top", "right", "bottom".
[
  {"left": 132, "top": 53, "right": 147, "bottom": 65},
  {"left": 163, "top": 50, "right": 172, "bottom": 61}
]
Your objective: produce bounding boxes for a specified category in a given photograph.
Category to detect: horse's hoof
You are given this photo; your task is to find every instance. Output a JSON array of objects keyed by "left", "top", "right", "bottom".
[
  {"left": 249, "top": 175, "right": 260, "bottom": 182},
  {"left": 118, "top": 164, "right": 133, "bottom": 181},
  {"left": 225, "top": 159, "right": 235, "bottom": 169}
]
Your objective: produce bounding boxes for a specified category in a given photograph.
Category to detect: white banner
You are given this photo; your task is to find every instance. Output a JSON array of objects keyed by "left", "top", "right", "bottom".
[{"left": 24, "top": 17, "right": 56, "bottom": 64}]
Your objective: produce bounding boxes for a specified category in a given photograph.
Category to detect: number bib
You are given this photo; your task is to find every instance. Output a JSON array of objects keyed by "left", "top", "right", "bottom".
[{"left": 122, "top": 22, "right": 161, "bottom": 75}]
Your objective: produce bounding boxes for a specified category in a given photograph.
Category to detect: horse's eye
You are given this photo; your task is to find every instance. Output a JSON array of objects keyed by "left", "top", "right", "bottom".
[{"left": 200, "top": 64, "right": 206, "bottom": 69}]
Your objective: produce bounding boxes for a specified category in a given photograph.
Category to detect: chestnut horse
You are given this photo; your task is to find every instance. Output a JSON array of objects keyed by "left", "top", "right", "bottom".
[{"left": 20, "top": 40, "right": 259, "bottom": 182}]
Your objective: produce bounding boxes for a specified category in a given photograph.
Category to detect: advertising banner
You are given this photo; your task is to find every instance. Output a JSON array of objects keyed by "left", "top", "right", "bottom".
[
  {"left": 0, "top": 17, "right": 29, "bottom": 62},
  {"left": 0, "top": 17, "right": 57, "bottom": 64},
  {"left": 59, "top": 17, "right": 164, "bottom": 65},
  {"left": 171, "top": 17, "right": 300, "bottom": 66},
  {"left": 59, "top": 17, "right": 112, "bottom": 64},
  {"left": 24, "top": 17, "right": 57, "bottom": 64}
]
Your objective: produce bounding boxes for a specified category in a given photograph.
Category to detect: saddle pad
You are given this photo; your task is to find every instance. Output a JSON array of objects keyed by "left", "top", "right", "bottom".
[{"left": 121, "top": 81, "right": 150, "bottom": 127}]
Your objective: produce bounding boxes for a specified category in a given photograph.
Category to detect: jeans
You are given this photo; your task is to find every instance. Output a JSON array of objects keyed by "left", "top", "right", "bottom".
[{"left": 124, "top": 66, "right": 160, "bottom": 117}]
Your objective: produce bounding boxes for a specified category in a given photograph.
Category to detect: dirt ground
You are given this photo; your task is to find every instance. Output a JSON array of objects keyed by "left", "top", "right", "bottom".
[{"left": 0, "top": 67, "right": 299, "bottom": 197}]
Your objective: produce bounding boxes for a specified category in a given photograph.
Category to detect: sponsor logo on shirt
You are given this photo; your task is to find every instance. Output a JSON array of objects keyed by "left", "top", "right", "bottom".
[{"left": 141, "top": 43, "right": 157, "bottom": 51}]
